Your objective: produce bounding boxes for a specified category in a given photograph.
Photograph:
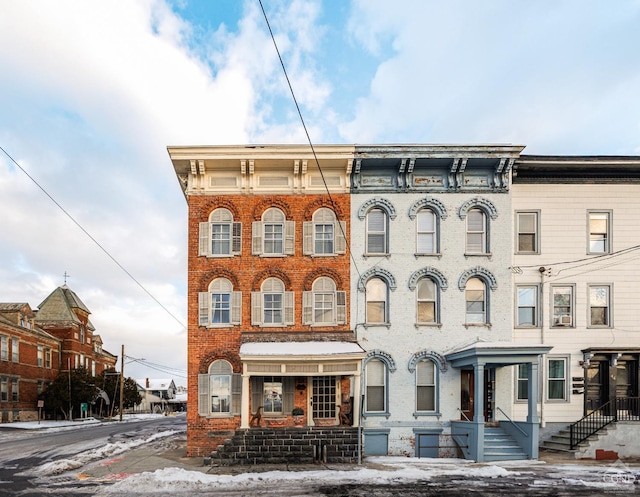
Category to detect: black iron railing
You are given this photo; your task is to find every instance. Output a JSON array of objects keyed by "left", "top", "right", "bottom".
[{"left": 570, "top": 397, "right": 640, "bottom": 449}]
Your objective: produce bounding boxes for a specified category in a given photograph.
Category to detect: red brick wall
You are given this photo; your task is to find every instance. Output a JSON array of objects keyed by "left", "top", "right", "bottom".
[{"left": 185, "top": 193, "right": 351, "bottom": 456}]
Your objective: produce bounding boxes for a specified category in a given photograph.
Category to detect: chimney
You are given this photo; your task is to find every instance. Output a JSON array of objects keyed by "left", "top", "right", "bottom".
[{"left": 146, "top": 378, "right": 150, "bottom": 388}]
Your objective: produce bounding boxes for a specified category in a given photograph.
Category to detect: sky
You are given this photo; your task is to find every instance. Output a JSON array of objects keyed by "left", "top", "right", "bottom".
[{"left": 1, "top": 0, "right": 639, "bottom": 384}]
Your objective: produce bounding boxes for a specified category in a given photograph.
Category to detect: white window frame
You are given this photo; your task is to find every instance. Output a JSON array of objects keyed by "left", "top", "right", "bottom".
[
  {"left": 0, "top": 377, "right": 7, "bottom": 402},
  {"left": 547, "top": 356, "right": 569, "bottom": 402},
  {"left": 251, "top": 278, "right": 294, "bottom": 326},
  {"left": 416, "top": 278, "right": 438, "bottom": 325},
  {"left": 252, "top": 208, "right": 295, "bottom": 256},
  {"left": 516, "top": 211, "right": 540, "bottom": 254},
  {"left": 365, "top": 277, "right": 388, "bottom": 325},
  {"left": 365, "top": 208, "right": 388, "bottom": 255},
  {"left": 416, "top": 209, "right": 437, "bottom": 255},
  {"left": 588, "top": 284, "right": 612, "bottom": 328},
  {"left": 303, "top": 208, "right": 346, "bottom": 256},
  {"left": 0, "top": 336, "right": 7, "bottom": 361},
  {"left": 37, "top": 345, "right": 43, "bottom": 367},
  {"left": 551, "top": 285, "right": 574, "bottom": 327},
  {"left": 198, "top": 278, "right": 242, "bottom": 327},
  {"left": 516, "top": 285, "right": 539, "bottom": 327},
  {"left": 415, "top": 359, "right": 437, "bottom": 414},
  {"left": 465, "top": 277, "right": 487, "bottom": 324},
  {"left": 198, "top": 360, "right": 241, "bottom": 417},
  {"left": 302, "top": 277, "right": 346, "bottom": 326},
  {"left": 199, "top": 208, "right": 242, "bottom": 257},
  {"left": 11, "top": 339, "right": 18, "bottom": 363},
  {"left": 587, "top": 210, "right": 611, "bottom": 254},
  {"left": 364, "top": 359, "right": 388, "bottom": 415},
  {"left": 465, "top": 208, "right": 488, "bottom": 254}
]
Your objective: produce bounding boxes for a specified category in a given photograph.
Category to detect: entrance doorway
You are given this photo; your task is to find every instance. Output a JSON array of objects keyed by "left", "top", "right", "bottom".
[
  {"left": 312, "top": 376, "right": 336, "bottom": 419},
  {"left": 460, "top": 369, "right": 494, "bottom": 422}
]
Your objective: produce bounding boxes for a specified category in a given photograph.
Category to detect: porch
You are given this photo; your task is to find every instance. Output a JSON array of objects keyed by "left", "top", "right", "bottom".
[{"left": 446, "top": 341, "right": 552, "bottom": 462}]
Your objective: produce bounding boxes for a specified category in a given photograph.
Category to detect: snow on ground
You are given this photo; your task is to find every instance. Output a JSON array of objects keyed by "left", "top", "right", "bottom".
[{"left": 1, "top": 413, "right": 164, "bottom": 432}]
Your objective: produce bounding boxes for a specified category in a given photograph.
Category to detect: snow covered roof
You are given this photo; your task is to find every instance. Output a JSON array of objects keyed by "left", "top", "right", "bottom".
[
  {"left": 136, "top": 379, "right": 176, "bottom": 391},
  {"left": 240, "top": 341, "right": 365, "bottom": 357}
]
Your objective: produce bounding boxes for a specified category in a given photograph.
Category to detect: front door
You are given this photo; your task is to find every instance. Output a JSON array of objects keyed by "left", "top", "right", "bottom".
[
  {"left": 460, "top": 369, "right": 493, "bottom": 422},
  {"left": 312, "top": 376, "right": 336, "bottom": 420}
]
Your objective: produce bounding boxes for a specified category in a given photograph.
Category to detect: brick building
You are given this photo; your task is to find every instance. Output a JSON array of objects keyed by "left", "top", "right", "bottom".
[
  {"left": 0, "top": 285, "right": 117, "bottom": 423},
  {"left": 169, "top": 145, "right": 365, "bottom": 458}
]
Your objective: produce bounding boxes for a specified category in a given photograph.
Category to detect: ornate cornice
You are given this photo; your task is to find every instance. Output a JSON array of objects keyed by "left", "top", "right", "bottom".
[
  {"left": 365, "top": 349, "right": 397, "bottom": 372},
  {"left": 357, "top": 197, "right": 397, "bottom": 220},
  {"left": 408, "top": 350, "right": 447, "bottom": 373},
  {"left": 358, "top": 267, "right": 397, "bottom": 292},
  {"left": 408, "top": 197, "right": 448, "bottom": 220},
  {"left": 407, "top": 267, "right": 448, "bottom": 291},
  {"left": 458, "top": 197, "right": 498, "bottom": 220},
  {"left": 457, "top": 267, "right": 498, "bottom": 291}
]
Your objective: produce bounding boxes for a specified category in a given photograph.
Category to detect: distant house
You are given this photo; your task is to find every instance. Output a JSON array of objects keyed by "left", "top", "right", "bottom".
[
  {"left": 1, "top": 285, "right": 118, "bottom": 423},
  {"left": 136, "top": 378, "right": 177, "bottom": 413},
  {"left": 0, "top": 303, "right": 61, "bottom": 422}
]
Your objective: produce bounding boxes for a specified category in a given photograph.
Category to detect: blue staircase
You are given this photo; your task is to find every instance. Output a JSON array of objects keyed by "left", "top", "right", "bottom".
[{"left": 483, "top": 426, "right": 528, "bottom": 461}]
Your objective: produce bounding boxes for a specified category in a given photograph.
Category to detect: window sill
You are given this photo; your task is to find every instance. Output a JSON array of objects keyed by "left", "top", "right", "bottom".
[
  {"left": 464, "top": 253, "right": 492, "bottom": 259},
  {"left": 463, "top": 323, "right": 491, "bottom": 329},
  {"left": 363, "top": 253, "right": 390, "bottom": 258},
  {"left": 550, "top": 325, "right": 575, "bottom": 329},
  {"left": 414, "top": 253, "right": 442, "bottom": 259},
  {"left": 363, "top": 412, "right": 390, "bottom": 419},
  {"left": 309, "top": 322, "right": 340, "bottom": 327},
  {"left": 307, "top": 253, "right": 340, "bottom": 258},
  {"left": 587, "top": 325, "right": 612, "bottom": 329},
  {"left": 363, "top": 323, "right": 391, "bottom": 329},
  {"left": 415, "top": 323, "right": 443, "bottom": 329},
  {"left": 205, "top": 324, "right": 237, "bottom": 329},
  {"left": 515, "top": 325, "right": 540, "bottom": 329},
  {"left": 413, "top": 411, "right": 441, "bottom": 418},
  {"left": 515, "top": 251, "right": 539, "bottom": 255},
  {"left": 203, "top": 254, "right": 234, "bottom": 258},
  {"left": 259, "top": 254, "right": 287, "bottom": 258}
]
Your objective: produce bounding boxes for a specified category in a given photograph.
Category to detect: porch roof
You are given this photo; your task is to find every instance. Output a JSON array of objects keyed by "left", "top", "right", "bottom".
[
  {"left": 445, "top": 341, "right": 553, "bottom": 368},
  {"left": 239, "top": 341, "right": 366, "bottom": 360}
]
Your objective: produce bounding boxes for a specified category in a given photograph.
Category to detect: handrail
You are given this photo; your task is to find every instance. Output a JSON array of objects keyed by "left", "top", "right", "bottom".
[
  {"left": 569, "top": 397, "right": 640, "bottom": 449},
  {"left": 456, "top": 408, "right": 471, "bottom": 422},
  {"left": 496, "top": 406, "right": 528, "bottom": 438}
]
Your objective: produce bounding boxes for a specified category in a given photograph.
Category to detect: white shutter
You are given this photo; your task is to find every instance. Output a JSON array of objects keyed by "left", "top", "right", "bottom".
[
  {"left": 232, "top": 373, "right": 242, "bottom": 415},
  {"left": 198, "top": 292, "right": 210, "bottom": 326},
  {"left": 252, "top": 221, "right": 263, "bottom": 255},
  {"left": 251, "top": 377, "right": 263, "bottom": 413},
  {"left": 232, "top": 222, "right": 242, "bottom": 255},
  {"left": 199, "top": 222, "right": 210, "bottom": 256},
  {"left": 284, "top": 291, "right": 295, "bottom": 325},
  {"left": 198, "top": 374, "right": 209, "bottom": 416},
  {"left": 336, "top": 291, "right": 346, "bottom": 324},
  {"left": 231, "top": 292, "right": 242, "bottom": 325},
  {"left": 302, "top": 291, "right": 313, "bottom": 325},
  {"left": 284, "top": 221, "right": 295, "bottom": 255},
  {"left": 303, "top": 222, "right": 313, "bottom": 255},
  {"left": 282, "top": 377, "right": 295, "bottom": 413},
  {"left": 251, "top": 292, "right": 262, "bottom": 325},
  {"left": 335, "top": 221, "right": 347, "bottom": 254}
]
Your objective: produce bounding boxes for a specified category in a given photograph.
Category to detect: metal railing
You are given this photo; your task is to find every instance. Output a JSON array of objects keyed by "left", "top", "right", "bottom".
[
  {"left": 496, "top": 406, "right": 528, "bottom": 438},
  {"left": 570, "top": 397, "right": 640, "bottom": 449},
  {"left": 456, "top": 408, "right": 471, "bottom": 422}
]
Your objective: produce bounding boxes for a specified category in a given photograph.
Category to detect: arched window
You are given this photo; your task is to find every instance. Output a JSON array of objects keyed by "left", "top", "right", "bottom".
[
  {"left": 366, "top": 208, "right": 388, "bottom": 254},
  {"left": 416, "top": 209, "right": 437, "bottom": 254},
  {"left": 415, "top": 359, "right": 437, "bottom": 413},
  {"left": 466, "top": 208, "right": 488, "bottom": 254},
  {"left": 303, "top": 208, "right": 346, "bottom": 256},
  {"left": 199, "top": 208, "right": 242, "bottom": 257},
  {"left": 198, "top": 278, "right": 241, "bottom": 327},
  {"left": 198, "top": 359, "right": 241, "bottom": 416},
  {"left": 416, "top": 278, "right": 438, "bottom": 324},
  {"left": 365, "top": 359, "right": 387, "bottom": 413},
  {"left": 465, "top": 277, "right": 487, "bottom": 324},
  {"left": 252, "top": 208, "right": 295, "bottom": 256},
  {"left": 252, "top": 278, "right": 294, "bottom": 326},
  {"left": 366, "top": 278, "right": 388, "bottom": 324},
  {"left": 303, "top": 277, "right": 346, "bottom": 325}
]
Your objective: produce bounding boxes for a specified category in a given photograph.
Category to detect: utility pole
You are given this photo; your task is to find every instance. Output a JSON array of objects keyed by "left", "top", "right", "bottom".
[{"left": 119, "top": 344, "right": 125, "bottom": 422}]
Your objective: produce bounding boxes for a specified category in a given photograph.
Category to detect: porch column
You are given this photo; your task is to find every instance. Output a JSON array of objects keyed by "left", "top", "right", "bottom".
[
  {"left": 352, "top": 370, "right": 361, "bottom": 427},
  {"left": 240, "top": 373, "right": 250, "bottom": 428},
  {"left": 526, "top": 361, "right": 539, "bottom": 423},
  {"left": 473, "top": 363, "right": 485, "bottom": 423}
]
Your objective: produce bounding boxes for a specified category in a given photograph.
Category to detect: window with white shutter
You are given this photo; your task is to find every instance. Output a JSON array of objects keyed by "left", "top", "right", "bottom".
[
  {"left": 253, "top": 278, "right": 293, "bottom": 326},
  {"left": 199, "top": 278, "right": 241, "bottom": 327},
  {"left": 199, "top": 208, "right": 241, "bottom": 257},
  {"left": 252, "top": 208, "right": 294, "bottom": 256}
]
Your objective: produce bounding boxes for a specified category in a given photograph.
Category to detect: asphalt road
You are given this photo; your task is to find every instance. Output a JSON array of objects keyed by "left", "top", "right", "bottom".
[{"left": 0, "top": 415, "right": 185, "bottom": 496}]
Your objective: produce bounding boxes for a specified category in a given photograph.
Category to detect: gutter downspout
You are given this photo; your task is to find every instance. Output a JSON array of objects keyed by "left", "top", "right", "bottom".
[{"left": 539, "top": 267, "right": 547, "bottom": 428}]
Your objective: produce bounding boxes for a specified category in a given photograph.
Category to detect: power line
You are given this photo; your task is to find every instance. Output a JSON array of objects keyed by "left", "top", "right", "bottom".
[
  {"left": 257, "top": 0, "right": 363, "bottom": 283},
  {"left": 125, "top": 355, "right": 187, "bottom": 379},
  {"left": 0, "top": 144, "right": 187, "bottom": 330}
]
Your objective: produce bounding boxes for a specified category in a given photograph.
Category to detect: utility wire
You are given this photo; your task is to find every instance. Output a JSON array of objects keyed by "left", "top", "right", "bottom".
[
  {"left": 258, "top": 0, "right": 362, "bottom": 283},
  {"left": 0, "top": 145, "right": 186, "bottom": 330},
  {"left": 125, "top": 355, "right": 187, "bottom": 378}
]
